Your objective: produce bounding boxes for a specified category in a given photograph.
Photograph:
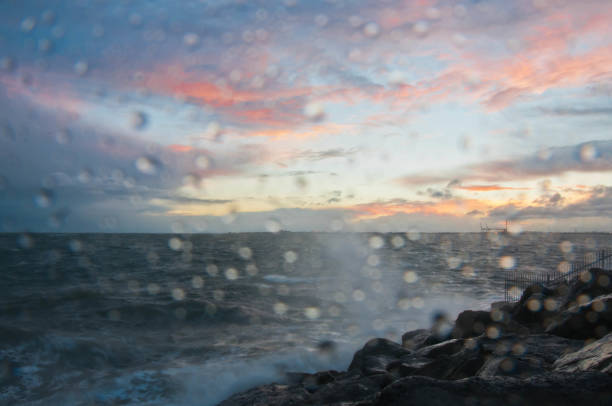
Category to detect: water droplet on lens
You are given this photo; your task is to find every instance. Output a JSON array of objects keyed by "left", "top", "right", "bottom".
[
  {"left": 225, "top": 268, "right": 239, "bottom": 280},
  {"left": 74, "top": 60, "right": 88, "bottom": 76},
  {"left": 403, "top": 270, "right": 418, "bottom": 283},
  {"left": 55, "top": 129, "right": 71, "bottom": 144},
  {"left": 192, "top": 275, "right": 204, "bottom": 288},
  {"left": 363, "top": 22, "right": 379, "bottom": 37},
  {"left": 315, "top": 14, "right": 329, "bottom": 27},
  {"left": 0, "top": 57, "right": 15, "bottom": 72},
  {"left": 34, "top": 188, "right": 54, "bottom": 208},
  {"left": 274, "top": 302, "right": 288, "bottom": 315},
  {"left": 580, "top": 143, "right": 596, "bottom": 162},
  {"left": 172, "top": 288, "right": 185, "bottom": 301},
  {"left": 238, "top": 246, "right": 252, "bottom": 259},
  {"left": 17, "top": 233, "right": 34, "bottom": 249},
  {"left": 168, "top": 237, "right": 182, "bottom": 251},
  {"left": 68, "top": 239, "right": 82, "bottom": 252},
  {"left": 304, "top": 307, "right": 320, "bottom": 319},
  {"left": 369, "top": 235, "right": 384, "bottom": 249},
  {"left": 195, "top": 155, "right": 210, "bottom": 169},
  {"left": 135, "top": 156, "right": 159, "bottom": 175},
  {"left": 77, "top": 169, "right": 92, "bottom": 183},
  {"left": 413, "top": 21, "right": 429, "bottom": 36},
  {"left": 559, "top": 240, "right": 573, "bottom": 253},
  {"left": 130, "top": 111, "right": 148, "bottom": 130},
  {"left": 21, "top": 17, "right": 36, "bottom": 32},
  {"left": 304, "top": 102, "right": 325, "bottom": 121},
  {"left": 265, "top": 219, "right": 281, "bottom": 233},
  {"left": 499, "top": 256, "right": 515, "bottom": 269},
  {"left": 284, "top": 250, "right": 298, "bottom": 263},
  {"left": 183, "top": 33, "right": 200, "bottom": 47}
]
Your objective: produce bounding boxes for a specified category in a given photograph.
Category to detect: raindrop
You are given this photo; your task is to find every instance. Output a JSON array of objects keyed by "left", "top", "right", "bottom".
[
  {"left": 168, "top": 237, "right": 183, "bottom": 251},
  {"left": 204, "top": 122, "right": 221, "bottom": 140},
  {"left": 225, "top": 267, "right": 239, "bottom": 280},
  {"left": 580, "top": 144, "right": 596, "bottom": 162},
  {"left": 349, "top": 15, "right": 363, "bottom": 28},
  {"left": 21, "top": 17, "right": 36, "bottom": 32},
  {"left": 206, "top": 264, "right": 219, "bottom": 276},
  {"left": 557, "top": 261, "right": 571, "bottom": 274},
  {"left": 135, "top": 156, "right": 159, "bottom": 175},
  {"left": 238, "top": 246, "right": 252, "bottom": 259},
  {"left": 130, "top": 111, "right": 148, "bottom": 130},
  {"left": 388, "top": 70, "right": 404, "bottom": 86},
  {"left": 499, "top": 256, "right": 515, "bottom": 269},
  {"left": 17, "top": 233, "right": 34, "bottom": 249},
  {"left": 304, "top": 102, "right": 325, "bottom": 121},
  {"left": 527, "top": 298, "right": 541, "bottom": 312},
  {"left": 68, "top": 239, "right": 82, "bottom": 252},
  {"left": 195, "top": 155, "right": 210, "bottom": 169},
  {"left": 352, "top": 289, "right": 365, "bottom": 301},
  {"left": 74, "top": 60, "right": 88, "bottom": 76},
  {"left": 77, "top": 169, "right": 92, "bottom": 183},
  {"left": 559, "top": 240, "right": 573, "bottom": 253},
  {"left": 42, "top": 10, "right": 55, "bottom": 24},
  {"left": 284, "top": 250, "right": 298, "bottom": 263},
  {"left": 407, "top": 229, "right": 420, "bottom": 241},
  {"left": 55, "top": 129, "right": 71, "bottom": 144},
  {"left": 51, "top": 25, "right": 65, "bottom": 38},
  {"left": 147, "top": 283, "right": 160, "bottom": 295},
  {"left": 403, "top": 270, "right": 418, "bottom": 283},
  {"left": 129, "top": 13, "right": 143, "bottom": 26},
  {"left": 274, "top": 302, "right": 288, "bottom": 315},
  {"left": 413, "top": 21, "right": 429, "bottom": 36},
  {"left": 369, "top": 235, "right": 384, "bottom": 249},
  {"left": 391, "top": 235, "right": 405, "bottom": 248},
  {"left": 34, "top": 188, "right": 54, "bottom": 208},
  {"left": 367, "top": 255, "right": 380, "bottom": 267},
  {"left": 265, "top": 219, "right": 281, "bottom": 233},
  {"left": 314, "top": 14, "right": 329, "bottom": 27},
  {"left": 363, "top": 22, "right": 380, "bottom": 37},
  {"left": 447, "top": 256, "right": 461, "bottom": 269},
  {"left": 38, "top": 39, "right": 52, "bottom": 53},
  {"left": 0, "top": 57, "right": 15, "bottom": 72},
  {"left": 229, "top": 69, "right": 242, "bottom": 83},
  {"left": 304, "top": 307, "right": 320, "bottom": 319},
  {"left": 172, "top": 288, "right": 185, "bottom": 301},
  {"left": 183, "top": 33, "right": 200, "bottom": 47},
  {"left": 412, "top": 297, "right": 424, "bottom": 308},
  {"left": 246, "top": 263, "right": 258, "bottom": 276},
  {"left": 192, "top": 275, "right": 204, "bottom": 289}
]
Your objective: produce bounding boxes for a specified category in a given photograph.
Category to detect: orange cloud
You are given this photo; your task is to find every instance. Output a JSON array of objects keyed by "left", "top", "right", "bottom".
[
  {"left": 168, "top": 144, "right": 193, "bottom": 153},
  {"left": 458, "top": 185, "right": 530, "bottom": 192}
]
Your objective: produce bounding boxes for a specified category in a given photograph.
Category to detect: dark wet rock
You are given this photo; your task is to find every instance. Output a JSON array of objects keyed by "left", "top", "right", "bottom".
[
  {"left": 554, "top": 332, "right": 612, "bottom": 374},
  {"left": 451, "top": 310, "right": 492, "bottom": 338},
  {"left": 348, "top": 338, "right": 411, "bottom": 375},
  {"left": 217, "top": 383, "right": 309, "bottom": 406},
  {"left": 564, "top": 269, "right": 612, "bottom": 309},
  {"left": 400, "top": 328, "right": 430, "bottom": 350},
  {"left": 511, "top": 285, "right": 561, "bottom": 330},
  {"left": 546, "top": 293, "right": 612, "bottom": 339},
  {"left": 376, "top": 372, "right": 612, "bottom": 406},
  {"left": 218, "top": 273, "right": 612, "bottom": 406}
]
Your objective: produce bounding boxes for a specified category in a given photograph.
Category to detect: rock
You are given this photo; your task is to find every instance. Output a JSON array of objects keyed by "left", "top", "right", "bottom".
[
  {"left": 451, "top": 310, "right": 493, "bottom": 338},
  {"left": 546, "top": 293, "right": 612, "bottom": 339},
  {"left": 554, "top": 332, "right": 612, "bottom": 374},
  {"left": 376, "top": 372, "right": 612, "bottom": 406},
  {"left": 563, "top": 269, "right": 612, "bottom": 309},
  {"left": 511, "top": 284, "right": 561, "bottom": 330},
  {"left": 348, "top": 338, "right": 411, "bottom": 375},
  {"left": 401, "top": 329, "right": 430, "bottom": 350},
  {"left": 217, "top": 383, "right": 309, "bottom": 406}
]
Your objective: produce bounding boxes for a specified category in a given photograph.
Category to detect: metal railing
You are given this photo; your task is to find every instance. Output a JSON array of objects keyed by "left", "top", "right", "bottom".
[{"left": 504, "top": 249, "right": 612, "bottom": 302}]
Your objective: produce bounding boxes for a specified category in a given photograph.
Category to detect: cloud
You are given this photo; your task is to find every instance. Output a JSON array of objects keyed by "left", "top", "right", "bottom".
[
  {"left": 458, "top": 184, "right": 530, "bottom": 192},
  {"left": 539, "top": 107, "right": 612, "bottom": 116},
  {"left": 399, "top": 140, "right": 612, "bottom": 185}
]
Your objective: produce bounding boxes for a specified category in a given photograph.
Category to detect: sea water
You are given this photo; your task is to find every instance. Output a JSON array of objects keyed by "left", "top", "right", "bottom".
[{"left": 1, "top": 232, "right": 611, "bottom": 405}]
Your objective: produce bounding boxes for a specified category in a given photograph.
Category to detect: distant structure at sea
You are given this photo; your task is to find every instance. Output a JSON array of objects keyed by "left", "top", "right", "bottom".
[{"left": 480, "top": 219, "right": 508, "bottom": 233}]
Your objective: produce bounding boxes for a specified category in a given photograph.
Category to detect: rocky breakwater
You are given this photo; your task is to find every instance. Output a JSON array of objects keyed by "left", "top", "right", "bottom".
[{"left": 219, "top": 268, "right": 612, "bottom": 406}]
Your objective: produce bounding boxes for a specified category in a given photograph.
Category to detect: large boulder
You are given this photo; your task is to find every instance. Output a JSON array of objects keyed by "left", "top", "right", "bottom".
[
  {"left": 451, "top": 310, "right": 492, "bottom": 338},
  {"left": 401, "top": 329, "right": 430, "bottom": 350},
  {"left": 348, "top": 338, "right": 411, "bottom": 375},
  {"left": 545, "top": 293, "right": 612, "bottom": 339},
  {"left": 554, "top": 332, "right": 612, "bottom": 375},
  {"left": 376, "top": 372, "right": 612, "bottom": 406},
  {"left": 511, "top": 284, "right": 561, "bottom": 330},
  {"left": 563, "top": 269, "right": 612, "bottom": 310}
]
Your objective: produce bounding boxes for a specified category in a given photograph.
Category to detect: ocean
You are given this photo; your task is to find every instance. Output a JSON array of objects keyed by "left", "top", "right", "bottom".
[{"left": 1, "top": 231, "right": 611, "bottom": 405}]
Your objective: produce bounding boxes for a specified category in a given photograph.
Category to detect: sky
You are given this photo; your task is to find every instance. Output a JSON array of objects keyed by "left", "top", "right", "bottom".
[{"left": 1, "top": 0, "right": 612, "bottom": 233}]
